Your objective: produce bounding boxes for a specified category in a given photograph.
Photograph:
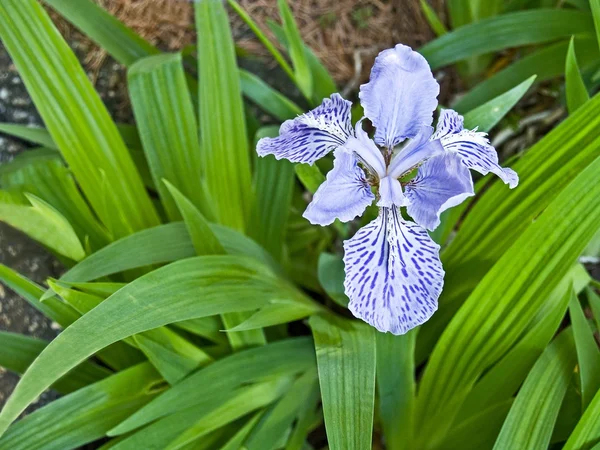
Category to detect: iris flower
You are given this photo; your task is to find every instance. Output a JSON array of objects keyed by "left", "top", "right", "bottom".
[{"left": 257, "top": 44, "right": 518, "bottom": 335}]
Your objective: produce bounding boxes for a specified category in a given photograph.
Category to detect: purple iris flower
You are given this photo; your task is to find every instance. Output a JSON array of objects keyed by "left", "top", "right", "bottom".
[{"left": 257, "top": 44, "right": 518, "bottom": 335}]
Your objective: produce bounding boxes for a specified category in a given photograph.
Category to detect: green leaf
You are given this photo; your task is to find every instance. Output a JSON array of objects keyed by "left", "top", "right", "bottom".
[
  {"left": 0, "top": 0, "right": 159, "bottom": 238},
  {"left": 110, "top": 338, "right": 315, "bottom": 435},
  {"left": 295, "top": 163, "right": 325, "bottom": 194},
  {"left": 414, "top": 126, "right": 600, "bottom": 446},
  {"left": 420, "top": 9, "right": 595, "bottom": 70},
  {"left": 0, "top": 331, "right": 110, "bottom": 394},
  {"left": 240, "top": 70, "right": 303, "bottom": 121},
  {"left": 564, "top": 384, "right": 600, "bottom": 450},
  {"left": 462, "top": 75, "right": 536, "bottom": 131},
  {"left": 0, "top": 257, "right": 306, "bottom": 434},
  {"left": 592, "top": 0, "right": 600, "bottom": 48},
  {"left": 493, "top": 330, "right": 576, "bottom": 450},
  {"left": 376, "top": 331, "right": 416, "bottom": 450},
  {"left": 0, "top": 194, "right": 85, "bottom": 261},
  {"left": 317, "top": 253, "right": 348, "bottom": 307},
  {"left": 0, "top": 363, "right": 163, "bottom": 450},
  {"left": 252, "top": 127, "right": 296, "bottom": 261},
  {"left": 420, "top": 0, "right": 448, "bottom": 36},
  {"left": 219, "top": 414, "right": 263, "bottom": 450},
  {"left": 284, "top": 378, "right": 321, "bottom": 450},
  {"left": 195, "top": 0, "right": 253, "bottom": 231},
  {"left": 570, "top": 290, "right": 600, "bottom": 410},
  {"left": 310, "top": 314, "right": 376, "bottom": 450},
  {"left": 0, "top": 124, "right": 54, "bottom": 148},
  {"left": 454, "top": 38, "right": 599, "bottom": 112},
  {"left": 277, "top": 0, "right": 312, "bottom": 99},
  {"left": 128, "top": 53, "right": 212, "bottom": 222},
  {"left": 566, "top": 37, "right": 591, "bottom": 114},
  {"left": 173, "top": 316, "right": 227, "bottom": 345}
]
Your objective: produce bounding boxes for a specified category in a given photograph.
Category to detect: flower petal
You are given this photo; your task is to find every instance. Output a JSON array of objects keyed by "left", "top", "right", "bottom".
[
  {"left": 359, "top": 44, "right": 440, "bottom": 148},
  {"left": 436, "top": 109, "right": 519, "bottom": 188},
  {"left": 345, "top": 120, "right": 386, "bottom": 177},
  {"left": 257, "top": 93, "right": 353, "bottom": 165},
  {"left": 377, "top": 176, "right": 405, "bottom": 208},
  {"left": 303, "top": 149, "right": 375, "bottom": 226},
  {"left": 387, "top": 126, "right": 444, "bottom": 179},
  {"left": 343, "top": 207, "right": 444, "bottom": 335},
  {"left": 405, "top": 153, "right": 474, "bottom": 230}
]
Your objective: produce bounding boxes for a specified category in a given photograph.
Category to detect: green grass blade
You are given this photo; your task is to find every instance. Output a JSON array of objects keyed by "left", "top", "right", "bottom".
[
  {"left": 277, "top": 0, "right": 312, "bottom": 99},
  {"left": 128, "top": 53, "right": 211, "bottom": 222},
  {"left": 310, "top": 314, "right": 376, "bottom": 450},
  {"left": 195, "top": 0, "right": 253, "bottom": 231},
  {"left": 295, "top": 163, "right": 325, "bottom": 194},
  {"left": 592, "top": 0, "right": 600, "bottom": 48},
  {"left": 317, "top": 253, "right": 348, "bottom": 307},
  {"left": 414, "top": 137, "right": 600, "bottom": 445},
  {"left": 420, "top": 0, "right": 448, "bottom": 36},
  {"left": 0, "top": 124, "right": 55, "bottom": 148},
  {"left": 110, "top": 338, "right": 315, "bottom": 435},
  {"left": 420, "top": 9, "right": 594, "bottom": 70},
  {"left": 251, "top": 127, "right": 296, "bottom": 262},
  {"left": 564, "top": 385, "right": 600, "bottom": 450},
  {"left": 0, "top": 363, "right": 162, "bottom": 450},
  {"left": 0, "top": 331, "right": 110, "bottom": 395},
  {"left": 462, "top": 75, "right": 536, "bottom": 131},
  {"left": 570, "top": 290, "right": 600, "bottom": 410},
  {"left": 240, "top": 70, "right": 303, "bottom": 121},
  {"left": 376, "top": 331, "right": 416, "bottom": 450},
  {"left": 566, "top": 37, "right": 591, "bottom": 114},
  {"left": 493, "top": 330, "right": 576, "bottom": 450},
  {"left": 0, "top": 0, "right": 159, "bottom": 238}
]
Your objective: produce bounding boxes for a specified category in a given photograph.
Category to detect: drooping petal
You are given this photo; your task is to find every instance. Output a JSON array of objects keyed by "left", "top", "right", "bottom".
[
  {"left": 257, "top": 93, "right": 353, "bottom": 165},
  {"left": 435, "top": 109, "right": 519, "bottom": 188},
  {"left": 345, "top": 120, "right": 386, "bottom": 177},
  {"left": 387, "top": 126, "right": 444, "bottom": 179},
  {"left": 343, "top": 207, "right": 444, "bottom": 335},
  {"left": 303, "top": 149, "right": 375, "bottom": 226},
  {"left": 377, "top": 176, "right": 405, "bottom": 208},
  {"left": 359, "top": 44, "right": 440, "bottom": 148},
  {"left": 404, "top": 153, "right": 474, "bottom": 230}
]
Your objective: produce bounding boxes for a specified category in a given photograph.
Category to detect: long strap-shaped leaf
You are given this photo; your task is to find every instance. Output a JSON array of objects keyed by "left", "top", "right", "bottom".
[
  {"left": 492, "top": 329, "right": 576, "bottom": 450},
  {"left": 310, "top": 314, "right": 376, "bottom": 450},
  {"left": 420, "top": 9, "right": 595, "bottom": 69},
  {"left": 0, "top": 0, "right": 159, "bottom": 239},
  {"left": 195, "top": 0, "right": 253, "bottom": 231},
  {"left": 414, "top": 148, "right": 600, "bottom": 445},
  {"left": 0, "top": 257, "right": 306, "bottom": 435},
  {"left": 564, "top": 384, "right": 600, "bottom": 450}
]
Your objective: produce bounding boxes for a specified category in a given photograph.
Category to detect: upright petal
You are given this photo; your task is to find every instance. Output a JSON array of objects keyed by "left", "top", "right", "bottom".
[
  {"left": 387, "top": 126, "right": 444, "bottom": 179},
  {"left": 257, "top": 93, "right": 353, "bottom": 165},
  {"left": 435, "top": 109, "right": 519, "bottom": 188},
  {"left": 359, "top": 44, "right": 440, "bottom": 148},
  {"left": 303, "top": 149, "right": 375, "bottom": 226},
  {"left": 343, "top": 207, "right": 444, "bottom": 335},
  {"left": 404, "top": 153, "right": 474, "bottom": 230},
  {"left": 345, "top": 120, "right": 386, "bottom": 177},
  {"left": 378, "top": 176, "right": 406, "bottom": 208}
]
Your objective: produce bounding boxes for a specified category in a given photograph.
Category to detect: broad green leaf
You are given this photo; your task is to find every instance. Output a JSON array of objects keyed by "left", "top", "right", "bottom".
[
  {"left": 0, "top": 124, "right": 54, "bottom": 148},
  {"left": 0, "top": 363, "right": 163, "bottom": 450},
  {"left": 566, "top": 37, "right": 591, "bottom": 114},
  {"left": 284, "top": 378, "right": 321, "bottom": 450},
  {"left": 420, "top": 0, "right": 448, "bottom": 36},
  {"left": 419, "top": 91, "right": 600, "bottom": 361},
  {"left": 0, "top": 256, "right": 307, "bottom": 434},
  {"left": 239, "top": 70, "right": 303, "bottom": 121},
  {"left": 493, "top": 330, "right": 576, "bottom": 450},
  {"left": 277, "top": 0, "right": 312, "bottom": 99},
  {"left": 57, "top": 222, "right": 278, "bottom": 285},
  {"left": 310, "top": 314, "right": 376, "bottom": 450},
  {"left": 295, "top": 163, "right": 325, "bottom": 194},
  {"left": 462, "top": 75, "right": 536, "bottom": 131},
  {"left": 447, "top": 0, "right": 473, "bottom": 28},
  {"left": 219, "top": 414, "right": 263, "bottom": 450},
  {"left": 0, "top": 194, "right": 85, "bottom": 261},
  {"left": 243, "top": 370, "right": 318, "bottom": 450},
  {"left": 570, "top": 291, "right": 600, "bottom": 410},
  {"left": 317, "top": 253, "right": 348, "bottom": 307},
  {"left": 0, "top": 331, "right": 110, "bottom": 394},
  {"left": 195, "top": 0, "right": 253, "bottom": 231},
  {"left": 128, "top": 53, "right": 212, "bottom": 222},
  {"left": 376, "top": 331, "right": 416, "bottom": 450},
  {"left": 110, "top": 338, "right": 315, "bottom": 434},
  {"left": 420, "top": 9, "right": 594, "bottom": 69},
  {"left": 173, "top": 316, "right": 227, "bottom": 345},
  {"left": 0, "top": 263, "right": 79, "bottom": 327},
  {"left": 165, "top": 181, "right": 265, "bottom": 350},
  {"left": 454, "top": 38, "right": 599, "bottom": 111},
  {"left": 414, "top": 135, "right": 600, "bottom": 445},
  {"left": 592, "top": 0, "right": 600, "bottom": 48},
  {"left": 252, "top": 127, "right": 296, "bottom": 261},
  {"left": 0, "top": 0, "right": 159, "bottom": 238},
  {"left": 564, "top": 385, "right": 600, "bottom": 450}
]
